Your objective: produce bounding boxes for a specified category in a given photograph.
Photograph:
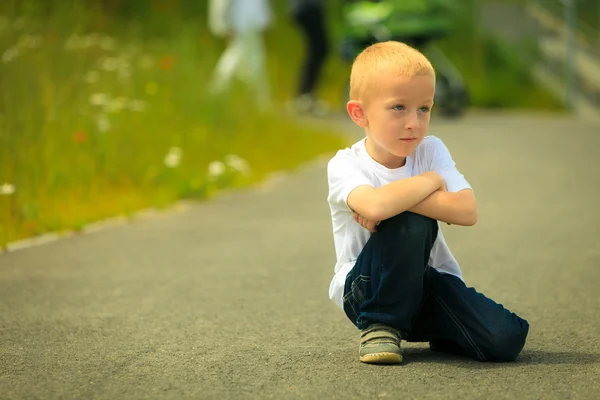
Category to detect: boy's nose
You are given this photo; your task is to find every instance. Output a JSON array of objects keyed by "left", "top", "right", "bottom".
[{"left": 404, "top": 112, "right": 420, "bottom": 130}]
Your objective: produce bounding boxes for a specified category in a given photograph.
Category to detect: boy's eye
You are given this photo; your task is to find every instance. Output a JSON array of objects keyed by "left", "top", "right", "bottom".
[
  {"left": 392, "top": 105, "right": 405, "bottom": 111},
  {"left": 419, "top": 106, "right": 431, "bottom": 113}
]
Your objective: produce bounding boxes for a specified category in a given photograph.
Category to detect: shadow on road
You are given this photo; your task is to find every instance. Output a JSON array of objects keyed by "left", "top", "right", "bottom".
[{"left": 399, "top": 347, "right": 600, "bottom": 368}]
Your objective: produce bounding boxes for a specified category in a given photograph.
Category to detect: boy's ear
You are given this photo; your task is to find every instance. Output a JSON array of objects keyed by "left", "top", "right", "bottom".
[{"left": 347, "top": 100, "right": 368, "bottom": 128}]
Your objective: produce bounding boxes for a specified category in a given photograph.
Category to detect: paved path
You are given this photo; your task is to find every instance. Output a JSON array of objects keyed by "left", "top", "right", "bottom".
[{"left": 1, "top": 113, "right": 599, "bottom": 399}]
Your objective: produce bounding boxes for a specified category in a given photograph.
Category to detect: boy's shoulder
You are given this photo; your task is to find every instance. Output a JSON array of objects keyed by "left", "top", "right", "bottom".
[
  {"left": 327, "top": 139, "right": 364, "bottom": 168},
  {"left": 418, "top": 135, "right": 443, "bottom": 149}
]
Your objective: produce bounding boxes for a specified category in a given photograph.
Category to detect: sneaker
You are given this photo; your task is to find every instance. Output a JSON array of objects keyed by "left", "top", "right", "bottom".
[{"left": 359, "top": 324, "right": 403, "bottom": 364}]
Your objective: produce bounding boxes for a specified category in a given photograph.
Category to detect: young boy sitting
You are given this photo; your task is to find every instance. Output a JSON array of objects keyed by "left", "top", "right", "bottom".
[{"left": 326, "top": 41, "right": 529, "bottom": 364}]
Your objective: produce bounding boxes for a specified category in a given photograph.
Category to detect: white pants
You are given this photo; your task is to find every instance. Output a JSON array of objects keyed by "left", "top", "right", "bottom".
[{"left": 210, "top": 30, "right": 270, "bottom": 108}]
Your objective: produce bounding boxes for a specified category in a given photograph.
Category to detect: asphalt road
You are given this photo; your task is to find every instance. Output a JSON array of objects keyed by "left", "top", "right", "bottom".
[{"left": 1, "top": 112, "right": 599, "bottom": 399}]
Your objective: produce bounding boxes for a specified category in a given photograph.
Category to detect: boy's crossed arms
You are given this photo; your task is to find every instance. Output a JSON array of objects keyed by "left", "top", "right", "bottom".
[{"left": 349, "top": 171, "right": 478, "bottom": 233}]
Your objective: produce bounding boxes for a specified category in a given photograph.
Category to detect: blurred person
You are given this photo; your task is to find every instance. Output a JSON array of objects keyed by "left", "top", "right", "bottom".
[
  {"left": 289, "top": 0, "right": 330, "bottom": 115},
  {"left": 208, "top": 0, "right": 272, "bottom": 109},
  {"left": 326, "top": 41, "right": 529, "bottom": 364}
]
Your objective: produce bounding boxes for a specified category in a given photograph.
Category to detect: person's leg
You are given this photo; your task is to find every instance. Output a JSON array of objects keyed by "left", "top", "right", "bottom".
[
  {"left": 343, "top": 212, "right": 438, "bottom": 336},
  {"left": 293, "top": 4, "right": 329, "bottom": 98},
  {"left": 406, "top": 268, "right": 530, "bottom": 362},
  {"left": 239, "top": 29, "right": 271, "bottom": 109},
  {"left": 210, "top": 34, "right": 245, "bottom": 95}
]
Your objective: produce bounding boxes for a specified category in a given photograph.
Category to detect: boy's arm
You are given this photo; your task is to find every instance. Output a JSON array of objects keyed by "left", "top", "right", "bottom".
[
  {"left": 408, "top": 188, "right": 478, "bottom": 226},
  {"left": 347, "top": 171, "right": 444, "bottom": 221}
]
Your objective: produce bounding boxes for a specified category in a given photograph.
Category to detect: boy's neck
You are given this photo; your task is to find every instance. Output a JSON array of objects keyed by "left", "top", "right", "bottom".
[{"left": 364, "top": 137, "right": 407, "bottom": 169}]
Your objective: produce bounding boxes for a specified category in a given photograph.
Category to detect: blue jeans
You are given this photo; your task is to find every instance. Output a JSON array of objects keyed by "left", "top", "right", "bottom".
[{"left": 343, "top": 212, "right": 529, "bottom": 362}]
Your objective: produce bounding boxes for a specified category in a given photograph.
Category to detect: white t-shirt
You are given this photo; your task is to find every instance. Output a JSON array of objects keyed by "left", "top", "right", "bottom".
[{"left": 326, "top": 135, "right": 472, "bottom": 309}]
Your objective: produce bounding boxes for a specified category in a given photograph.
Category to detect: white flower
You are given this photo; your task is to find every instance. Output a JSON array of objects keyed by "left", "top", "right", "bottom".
[
  {"left": 164, "top": 147, "right": 182, "bottom": 168},
  {"left": 0, "top": 183, "right": 15, "bottom": 195},
  {"left": 208, "top": 160, "right": 226, "bottom": 177},
  {"left": 89, "top": 93, "right": 109, "bottom": 106},
  {"left": 83, "top": 70, "right": 100, "bottom": 84},
  {"left": 1, "top": 48, "right": 18, "bottom": 63},
  {"left": 224, "top": 154, "right": 251, "bottom": 176},
  {"left": 127, "top": 99, "right": 146, "bottom": 112},
  {"left": 97, "top": 114, "right": 111, "bottom": 132}
]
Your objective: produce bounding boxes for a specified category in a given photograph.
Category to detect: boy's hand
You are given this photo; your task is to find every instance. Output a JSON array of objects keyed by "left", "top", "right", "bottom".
[{"left": 353, "top": 212, "right": 379, "bottom": 233}]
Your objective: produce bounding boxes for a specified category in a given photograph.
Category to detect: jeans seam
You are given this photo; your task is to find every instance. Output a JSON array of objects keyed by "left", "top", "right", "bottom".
[{"left": 433, "top": 293, "right": 487, "bottom": 361}]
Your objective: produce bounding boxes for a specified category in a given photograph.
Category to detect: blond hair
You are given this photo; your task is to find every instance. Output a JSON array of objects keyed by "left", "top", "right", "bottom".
[{"left": 349, "top": 41, "right": 435, "bottom": 101}]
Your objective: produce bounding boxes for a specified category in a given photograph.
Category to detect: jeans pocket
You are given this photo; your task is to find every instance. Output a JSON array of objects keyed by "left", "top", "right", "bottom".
[
  {"left": 343, "top": 274, "right": 371, "bottom": 326},
  {"left": 351, "top": 274, "right": 370, "bottom": 303}
]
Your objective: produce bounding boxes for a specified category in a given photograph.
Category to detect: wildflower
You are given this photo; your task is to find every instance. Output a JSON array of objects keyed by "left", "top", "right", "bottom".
[
  {"left": 89, "top": 93, "right": 109, "bottom": 106},
  {"left": 159, "top": 55, "right": 175, "bottom": 71},
  {"left": 224, "top": 154, "right": 251, "bottom": 176},
  {"left": 1, "top": 48, "right": 18, "bottom": 63},
  {"left": 164, "top": 147, "right": 182, "bottom": 168},
  {"left": 208, "top": 161, "right": 226, "bottom": 178},
  {"left": 0, "top": 183, "right": 15, "bottom": 195},
  {"left": 83, "top": 70, "right": 100, "bottom": 84},
  {"left": 72, "top": 130, "right": 87, "bottom": 143},
  {"left": 145, "top": 82, "right": 158, "bottom": 95}
]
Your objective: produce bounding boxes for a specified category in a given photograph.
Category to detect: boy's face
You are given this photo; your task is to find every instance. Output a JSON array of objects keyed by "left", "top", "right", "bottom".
[{"left": 358, "top": 72, "right": 435, "bottom": 169}]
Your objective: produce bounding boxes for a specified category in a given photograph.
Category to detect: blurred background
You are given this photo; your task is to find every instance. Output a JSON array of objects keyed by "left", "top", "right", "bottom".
[{"left": 0, "top": 0, "right": 598, "bottom": 248}]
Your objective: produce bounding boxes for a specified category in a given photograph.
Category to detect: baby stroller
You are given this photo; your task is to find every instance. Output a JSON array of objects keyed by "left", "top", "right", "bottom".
[{"left": 340, "top": 0, "right": 469, "bottom": 118}]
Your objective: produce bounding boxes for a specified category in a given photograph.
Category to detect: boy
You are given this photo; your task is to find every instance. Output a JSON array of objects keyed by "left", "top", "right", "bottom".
[{"left": 327, "top": 41, "right": 529, "bottom": 364}]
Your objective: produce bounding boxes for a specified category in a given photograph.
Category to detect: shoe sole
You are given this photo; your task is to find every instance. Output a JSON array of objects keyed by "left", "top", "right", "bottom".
[{"left": 359, "top": 352, "right": 403, "bottom": 364}]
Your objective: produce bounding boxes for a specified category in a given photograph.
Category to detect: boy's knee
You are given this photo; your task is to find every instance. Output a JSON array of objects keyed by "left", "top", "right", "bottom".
[{"left": 481, "top": 318, "right": 530, "bottom": 362}]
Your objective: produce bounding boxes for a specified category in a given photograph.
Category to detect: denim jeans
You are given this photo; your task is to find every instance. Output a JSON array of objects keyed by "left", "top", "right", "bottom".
[{"left": 343, "top": 212, "right": 530, "bottom": 362}]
